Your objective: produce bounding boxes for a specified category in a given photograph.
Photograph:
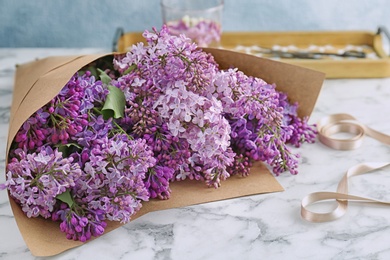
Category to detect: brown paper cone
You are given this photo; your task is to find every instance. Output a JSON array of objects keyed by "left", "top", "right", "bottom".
[{"left": 5, "top": 49, "right": 325, "bottom": 256}]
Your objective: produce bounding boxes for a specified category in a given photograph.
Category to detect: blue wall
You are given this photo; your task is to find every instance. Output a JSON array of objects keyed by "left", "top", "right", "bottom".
[{"left": 1, "top": 0, "right": 389, "bottom": 48}]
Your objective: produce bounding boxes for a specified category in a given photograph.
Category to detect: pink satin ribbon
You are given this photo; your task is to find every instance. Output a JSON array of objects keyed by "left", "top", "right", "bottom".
[{"left": 301, "top": 114, "right": 390, "bottom": 222}]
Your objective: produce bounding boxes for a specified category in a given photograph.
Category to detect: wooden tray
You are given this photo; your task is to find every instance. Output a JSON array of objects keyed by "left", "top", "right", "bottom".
[{"left": 113, "top": 27, "right": 390, "bottom": 78}]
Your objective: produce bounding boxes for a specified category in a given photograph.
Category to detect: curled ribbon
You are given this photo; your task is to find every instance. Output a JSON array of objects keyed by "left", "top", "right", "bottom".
[
  {"left": 301, "top": 113, "right": 390, "bottom": 222},
  {"left": 316, "top": 113, "right": 390, "bottom": 150}
]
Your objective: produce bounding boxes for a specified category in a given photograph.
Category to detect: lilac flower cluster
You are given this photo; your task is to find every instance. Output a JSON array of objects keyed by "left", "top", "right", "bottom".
[
  {"left": 2, "top": 147, "right": 81, "bottom": 219},
  {"left": 2, "top": 26, "right": 316, "bottom": 242},
  {"left": 13, "top": 71, "right": 106, "bottom": 154},
  {"left": 165, "top": 15, "right": 222, "bottom": 47},
  {"left": 52, "top": 203, "right": 107, "bottom": 242},
  {"left": 277, "top": 91, "right": 318, "bottom": 148}
]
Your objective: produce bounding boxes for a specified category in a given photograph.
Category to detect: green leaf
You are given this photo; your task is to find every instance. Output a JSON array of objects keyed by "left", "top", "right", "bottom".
[
  {"left": 79, "top": 66, "right": 98, "bottom": 78},
  {"left": 87, "top": 66, "right": 99, "bottom": 78},
  {"left": 123, "top": 64, "right": 137, "bottom": 75},
  {"left": 56, "top": 143, "right": 82, "bottom": 157},
  {"left": 101, "top": 85, "right": 126, "bottom": 120},
  {"left": 97, "top": 68, "right": 112, "bottom": 85},
  {"left": 56, "top": 189, "right": 74, "bottom": 208}
]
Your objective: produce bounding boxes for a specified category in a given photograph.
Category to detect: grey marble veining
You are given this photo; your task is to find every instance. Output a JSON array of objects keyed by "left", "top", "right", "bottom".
[{"left": 2, "top": 48, "right": 390, "bottom": 260}]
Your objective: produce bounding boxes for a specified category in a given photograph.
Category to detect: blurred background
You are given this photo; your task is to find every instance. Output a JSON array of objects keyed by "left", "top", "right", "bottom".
[{"left": 1, "top": 0, "right": 390, "bottom": 48}]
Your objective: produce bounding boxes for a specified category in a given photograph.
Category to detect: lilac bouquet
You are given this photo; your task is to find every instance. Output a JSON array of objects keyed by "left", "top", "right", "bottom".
[{"left": 1, "top": 26, "right": 316, "bottom": 242}]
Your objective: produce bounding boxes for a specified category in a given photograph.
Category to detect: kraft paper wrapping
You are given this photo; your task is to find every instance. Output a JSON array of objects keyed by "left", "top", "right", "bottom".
[{"left": 5, "top": 49, "right": 325, "bottom": 256}]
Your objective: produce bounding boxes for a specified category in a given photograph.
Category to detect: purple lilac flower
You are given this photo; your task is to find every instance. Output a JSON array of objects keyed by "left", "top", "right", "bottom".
[
  {"left": 52, "top": 203, "right": 107, "bottom": 242},
  {"left": 48, "top": 134, "right": 157, "bottom": 241},
  {"left": 74, "top": 114, "right": 113, "bottom": 148},
  {"left": 152, "top": 79, "right": 234, "bottom": 187},
  {"left": 12, "top": 72, "right": 103, "bottom": 151},
  {"left": 45, "top": 71, "right": 107, "bottom": 146},
  {"left": 79, "top": 71, "right": 109, "bottom": 113},
  {"left": 277, "top": 91, "right": 317, "bottom": 147},
  {"left": 209, "top": 68, "right": 301, "bottom": 175},
  {"left": 114, "top": 26, "right": 218, "bottom": 95},
  {"left": 226, "top": 153, "right": 253, "bottom": 177},
  {"left": 46, "top": 74, "right": 91, "bottom": 144},
  {"left": 142, "top": 123, "right": 190, "bottom": 198},
  {"left": 13, "top": 108, "right": 50, "bottom": 151},
  {"left": 75, "top": 134, "right": 155, "bottom": 223},
  {"left": 1, "top": 147, "right": 81, "bottom": 218},
  {"left": 143, "top": 165, "right": 174, "bottom": 199}
]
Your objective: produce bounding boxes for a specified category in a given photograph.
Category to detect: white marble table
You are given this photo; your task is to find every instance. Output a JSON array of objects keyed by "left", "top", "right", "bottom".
[{"left": 1, "top": 48, "right": 390, "bottom": 260}]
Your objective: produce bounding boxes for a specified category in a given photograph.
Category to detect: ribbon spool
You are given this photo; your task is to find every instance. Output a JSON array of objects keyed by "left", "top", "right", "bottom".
[
  {"left": 317, "top": 113, "right": 390, "bottom": 150},
  {"left": 301, "top": 114, "right": 390, "bottom": 222}
]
